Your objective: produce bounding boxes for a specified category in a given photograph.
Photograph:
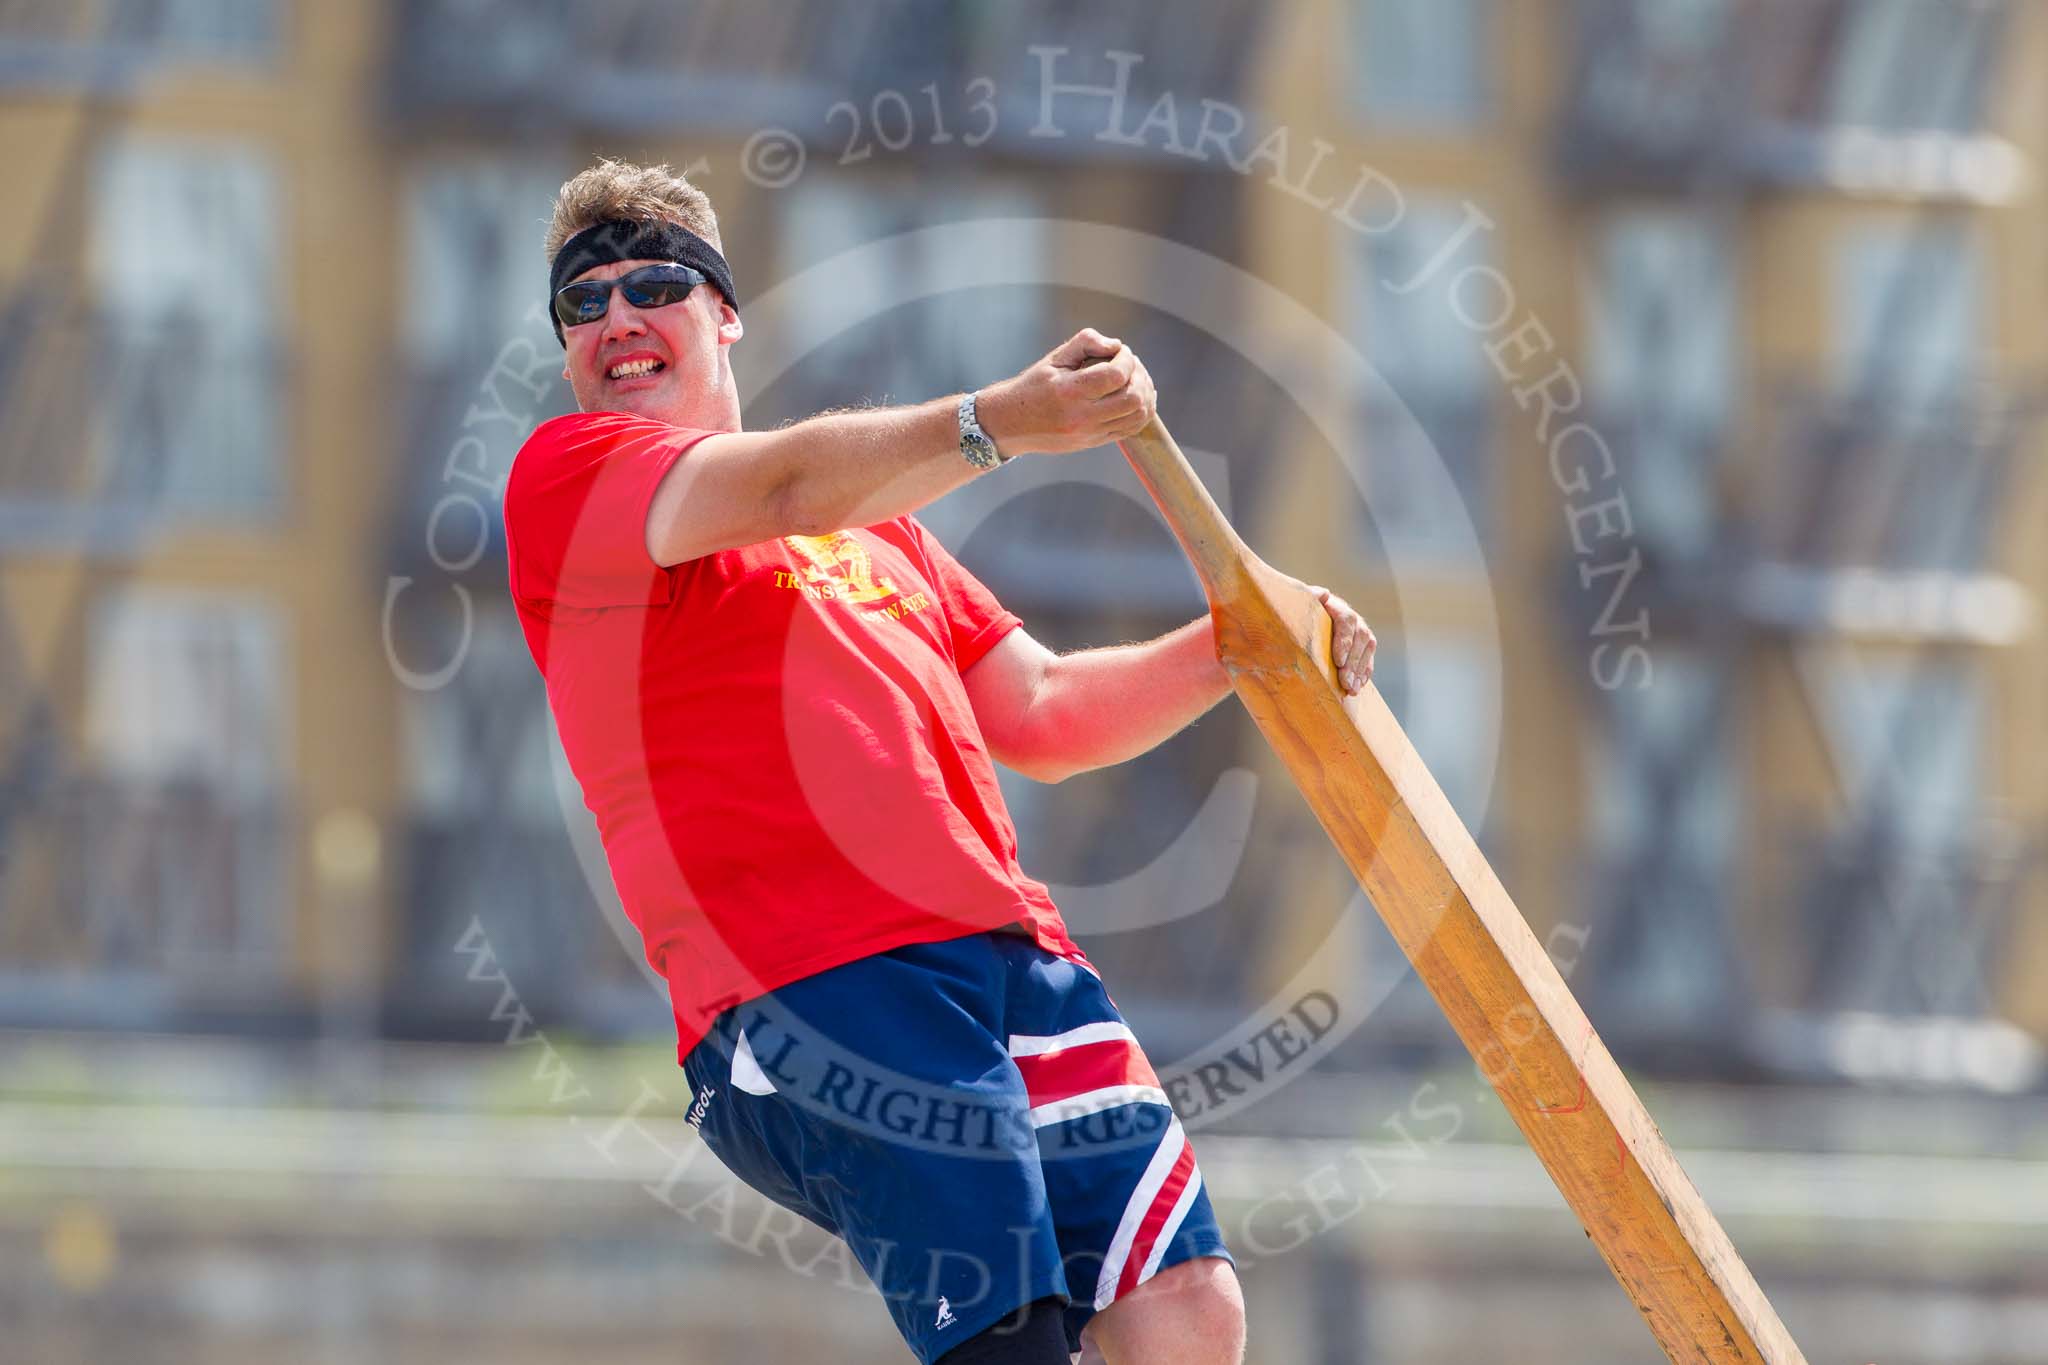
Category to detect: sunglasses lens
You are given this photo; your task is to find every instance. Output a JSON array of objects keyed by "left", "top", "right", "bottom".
[
  {"left": 553, "top": 267, "right": 703, "bottom": 330},
  {"left": 621, "top": 271, "right": 698, "bottom": 310},
  {"left": 554, "top": 283, "right": 609, "bottom": 328}
]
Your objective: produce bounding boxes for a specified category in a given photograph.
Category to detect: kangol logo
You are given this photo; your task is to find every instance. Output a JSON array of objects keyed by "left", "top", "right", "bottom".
[{"left": 687, "top": 1083, "right": 716, "bottom": 1129}]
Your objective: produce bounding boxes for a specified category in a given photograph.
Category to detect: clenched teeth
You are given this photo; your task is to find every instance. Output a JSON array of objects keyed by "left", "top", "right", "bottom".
[{"left": 607, "top": 358, "right": 663, "bottom": 380}]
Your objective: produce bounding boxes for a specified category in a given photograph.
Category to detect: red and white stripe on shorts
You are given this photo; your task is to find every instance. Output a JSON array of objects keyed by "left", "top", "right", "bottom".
[{"left": 1007, "top": 1021, "right": 1206, "bottom": 1309}]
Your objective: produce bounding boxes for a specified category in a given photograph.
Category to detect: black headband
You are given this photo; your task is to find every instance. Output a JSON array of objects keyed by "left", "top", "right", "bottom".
[{"left": 547, "top": 218, "right": 739, "bottom": 346}]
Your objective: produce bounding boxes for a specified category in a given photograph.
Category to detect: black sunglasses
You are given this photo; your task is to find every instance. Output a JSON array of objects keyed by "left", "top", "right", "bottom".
[{"left": 552, "top": 263, "right": 709, "bottom": 330}]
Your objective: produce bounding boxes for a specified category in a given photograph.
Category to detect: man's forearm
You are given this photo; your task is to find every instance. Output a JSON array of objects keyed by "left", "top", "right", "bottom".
[
  {"left": 648, "top": 331, "right": 1156, "bottom": 565},
  {"left": 776, "top": 397, "right": 982, "bottom": 535},
  {"left": 1016, "top": 619, "right": 1231, "bottom": 782},
  {"left": 777, "top": 329, "right": 1151, "bottom": 534}
]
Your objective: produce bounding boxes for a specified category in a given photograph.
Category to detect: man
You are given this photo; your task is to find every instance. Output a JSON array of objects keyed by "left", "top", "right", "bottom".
[{"left": 503, "top": 159, "right": 1377, "bottom": 1365}]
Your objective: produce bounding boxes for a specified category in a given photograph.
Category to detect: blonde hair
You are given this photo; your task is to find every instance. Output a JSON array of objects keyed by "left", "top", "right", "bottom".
[{"left": 544, "top": 157, "right": 720, "bottom": 260}]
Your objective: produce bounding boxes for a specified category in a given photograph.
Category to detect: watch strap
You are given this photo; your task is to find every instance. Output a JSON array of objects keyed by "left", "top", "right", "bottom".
[{"left": 957, "top": 390, "right": 1006, "bottom": 470}]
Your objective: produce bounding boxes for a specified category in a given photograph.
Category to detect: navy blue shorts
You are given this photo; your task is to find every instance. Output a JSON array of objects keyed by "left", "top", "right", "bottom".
[{"left": 679, "top": 931, "right": 1231, "bottom": 1362}]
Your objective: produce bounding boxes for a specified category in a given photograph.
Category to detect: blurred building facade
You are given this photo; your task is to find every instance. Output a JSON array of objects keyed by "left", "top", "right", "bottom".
[
  {"left": 1245, "top": 0, "right": 2048, "bottom": 1094},
  {"left": 2, "top": 0, "right": 2041, "bottom": 1085}
]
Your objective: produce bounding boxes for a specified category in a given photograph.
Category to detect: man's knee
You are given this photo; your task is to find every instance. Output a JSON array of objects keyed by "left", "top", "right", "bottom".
[
  {"left": 1085, "top": 1255, "right": 1245, "bottom": 1363},
  {"left": 1164, "top": 1257, "right": 1246, "bottom": 1346}
]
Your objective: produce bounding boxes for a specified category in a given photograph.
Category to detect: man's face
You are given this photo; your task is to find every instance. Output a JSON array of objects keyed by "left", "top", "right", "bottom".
[{"left": 558, "top": 256, "right": 741, "bottom": 423}]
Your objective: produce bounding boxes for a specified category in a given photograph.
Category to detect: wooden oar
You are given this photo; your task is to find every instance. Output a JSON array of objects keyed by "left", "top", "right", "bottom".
[{"left": 1118, "top": 417, "right": 1805, "bottom": 1364}]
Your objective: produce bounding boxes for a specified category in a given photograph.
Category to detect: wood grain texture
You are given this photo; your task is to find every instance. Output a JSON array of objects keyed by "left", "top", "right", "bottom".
[{"left": 1118, "top": 419, "right": 1805, "bottom": 1364}]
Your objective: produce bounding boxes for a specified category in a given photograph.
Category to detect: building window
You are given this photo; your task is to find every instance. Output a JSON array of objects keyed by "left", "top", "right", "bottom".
[
  {"left": 399, "top": 615, "right": 560, "bottom": 829},
  {"left": 107, "top": 0, "right": 280, "bottom": 64},
  {"left": 92, "top": 136, "right": 281, "bottom": 520},
  {"left": 398, "top": 608, "right": 604, "bottom": 990},
  {"left": 1821, "top": 0, "right": 2003, "bottom": 135},
  {"left": 401, "top": 157, "right": 566, "bottom": 369},
  {"left": 1348, "top": 198, "right": 1495, "bottom": 570},
  {"left": 1585, "top": 649, "right": 1741, "bottom": 1023},
  {"left": 1568, "top": 0, "right": 1734, "bottom": 147},
  {"left": 772, "top": 176, "right": 1047, "bottom": 419},
  {"left": 1383, "top": 629, "right": 1498, "bottom": 829},
  {"left": 1349, "top": 630, "right": 1501, "bottom": 1021},
  {"left": 1586, "top": 211, "right": 1735, "bottom": 559},
  {"left": 0, "top": 0, "right": 278, "bottom": 68},
  {"left": 397, "top": 156, "right": 569, "bottom": 536},
  {"left": 79, "top": 587, "right": 290, "bottom": 975},
  {"left": 1834, "top": 220, "right": 1980, "bottom": 416},
  {"left": 1749, "top": 220, "right": 1992, "bottom": 572},
  {"left": 1816, "top": 655, "right": 1981, "bottom": 854},
  {"left": 1351, "top": 0, "right": 1488, "bottom": 128},
  {"left": 1795, "top": 654, "right": 1999, "bottom": 1015}
]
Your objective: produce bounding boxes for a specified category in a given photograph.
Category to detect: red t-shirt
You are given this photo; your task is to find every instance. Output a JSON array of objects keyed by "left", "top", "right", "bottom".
[{"left": 503, "top": 411, "right": 1086, "bottom": 1057}]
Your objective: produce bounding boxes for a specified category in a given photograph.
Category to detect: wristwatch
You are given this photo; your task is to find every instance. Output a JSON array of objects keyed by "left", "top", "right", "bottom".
[{"left": 957, "top": 390, "right": 1007, "bottom": 470}]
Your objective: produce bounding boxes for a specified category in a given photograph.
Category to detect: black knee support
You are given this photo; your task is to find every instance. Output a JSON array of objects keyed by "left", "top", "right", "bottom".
[{"left": 934, "top": 1295, "right": 1071, "bottom": 1365}]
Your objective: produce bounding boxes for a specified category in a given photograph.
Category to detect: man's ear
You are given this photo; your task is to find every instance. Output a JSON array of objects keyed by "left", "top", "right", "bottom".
[{"left": 717, "top": 300, "right": 743, "bottom": 346}]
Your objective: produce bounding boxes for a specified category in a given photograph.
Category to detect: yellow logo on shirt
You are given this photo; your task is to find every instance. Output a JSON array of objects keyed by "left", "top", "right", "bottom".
[{"left": 776, "top": 532, "right": 932, "bottom": 620}]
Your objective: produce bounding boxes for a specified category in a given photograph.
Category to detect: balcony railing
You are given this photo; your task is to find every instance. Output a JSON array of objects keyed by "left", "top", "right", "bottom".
[
  {"left": 1557, "top": 0, "right": 2023, "bottom": 199},
  {"left": 0, "top": 778, "right": 295, "bottom": 1021},
  {"left": 1546, "top": 391, "right": 2041, "bottom": 641},
  {"left": 0, "top": 783, "right": 669, "bottom": 1035},
  {"left": 1575, "top": 853, "right": 1751, "bottom": 1065},
  {"left": 1754, "top": 388, "right": 2031, "bottom": 574},
  {"left": 962, "top": 0, "right": 1271, "bottom": 155},
  {"left": 386, "top": 363, "right": 539, "bottom": 582},
  {"left": 1748, "top": 817, "right": 2045, "bottom": 1090},
  {"left": 0, "top": 311, "right": 288, "bottom": 551},
  {"left": 0, "top": 0, "right": 278, "bottom": 90},
  {"left": 1560, "top": 817, "right": 2043, "bottom": 1087},
  {"left": 386, "top": 0, "right": 1272, "bottom": 148},
  {"left": 392, "top": 813, "right": 668, "bottom": 1035},
  {"left": 1785, "top": 818, "right": 2033, "bottom": 1019},
  {"left": 1725, "top": 385, "right": 2042, "bottom": 640},
  {"left": 1352, "top": 395, "right": 1494, "bottom": 573},
  {"left": 1559, "top": 386, "right": 2045, "bottom": 641},
  {"left": 388, "top": 0, "right": 953, "bottom": 133}
]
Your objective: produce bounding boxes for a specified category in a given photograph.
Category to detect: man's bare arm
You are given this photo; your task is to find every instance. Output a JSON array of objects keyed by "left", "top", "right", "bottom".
[
  {"left": 645, "top": 329, "right": 1157, "bottom": 567},
  {"left": 963, "top": 588, "right": 1375, "bottom": 783},
  {"left": 962, "top": 623, "right": 1227, "bottom": 784}
]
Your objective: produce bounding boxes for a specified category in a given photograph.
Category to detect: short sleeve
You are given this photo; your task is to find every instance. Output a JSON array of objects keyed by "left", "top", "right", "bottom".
[
  {"left": 909, "top": 518, "right": 1022, "bottom": 670},
  {"left": 504, "top": 413, "right": 716, "bottom": 609}
]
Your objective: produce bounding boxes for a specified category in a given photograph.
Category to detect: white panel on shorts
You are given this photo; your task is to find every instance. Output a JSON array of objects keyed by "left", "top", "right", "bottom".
[{"left": 731, "top": 1027, "right": 779, "bottom": 1096}]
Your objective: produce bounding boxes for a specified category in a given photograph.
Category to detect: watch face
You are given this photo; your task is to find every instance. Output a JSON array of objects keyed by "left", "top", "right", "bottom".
[{"left": 962, "top": 432, "right": 999, "bottom": 468}]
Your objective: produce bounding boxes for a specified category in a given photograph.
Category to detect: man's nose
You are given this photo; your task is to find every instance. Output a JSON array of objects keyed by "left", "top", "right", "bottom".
[{"left": 601, "top": 294, "right": 648, "bottom": 343}]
